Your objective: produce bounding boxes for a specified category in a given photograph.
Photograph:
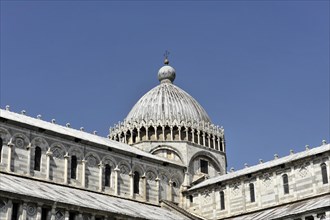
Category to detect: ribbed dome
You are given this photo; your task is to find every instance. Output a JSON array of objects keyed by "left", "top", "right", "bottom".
[{"left": 125, "top": 82, "right": 211, "bottom": 124}]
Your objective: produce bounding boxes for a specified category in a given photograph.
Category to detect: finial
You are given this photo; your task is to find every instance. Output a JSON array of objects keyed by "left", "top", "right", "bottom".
[
  {"left": 93, "top": 130, "right": 98, "bottom": 135},
  {"left": 230, "top": 167, "right": 235, "bottom": 172},
  {"left": 5, "top": 105, "right": 10, "bottom": 111},
  {"left": 259, "top": 159, "right": 264, "bottom": 164},
  {"left": 274, "top": 154, "right": 279, "bottom": 159},
  {"left": 290, "top": 149, "right": 294, "bottom": 155},
  {"left": 80, "top": 127, "right": 84, "bottom": 131},
  {"left": 51, "top": 119, "right": 56, "bottom": 124},
  {"left": 21, "top": 110, "right": 26, "bottom": 115},
  {"left": 305, "top": 145, "right": 310, "bottom": 150},
  {"left": 66, "top": 123, "right": 71, "bottom": 128},
  {"left": 163, "top": 50, "right": 170, "bottom": 65},
  {"left": 244, "top": 163, "right": 249, "bottom": 168},
  {"left": 322, "top": 140, "right": 327, "bottom": 145},
  {"left": 37, "top": 114, "right": 42, "bottom": 119}
]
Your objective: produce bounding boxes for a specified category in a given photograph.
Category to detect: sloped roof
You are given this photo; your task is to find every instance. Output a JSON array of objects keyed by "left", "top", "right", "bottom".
[
  {"left": 189, "top": 143, "right": 330, "bottom": 191},
  {"left": 0, "top": 173, "right": 189, "bottom": 220},
  {"left": 0, "top": 109, "right": 183, "bottom": 166},
  {"left": 224, "top": 194, "right": 330, "bottom": 220}
]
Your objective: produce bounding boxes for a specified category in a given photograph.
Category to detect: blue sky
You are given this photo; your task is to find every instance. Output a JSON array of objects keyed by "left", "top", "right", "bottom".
[{"left": 1, "top": 1, "right": 329, "bottom": 171}]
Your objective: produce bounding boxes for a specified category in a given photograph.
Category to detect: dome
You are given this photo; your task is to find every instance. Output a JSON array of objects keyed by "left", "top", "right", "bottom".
[
  {"left": 109, "top": 60, "right": 224, "bottom": 151},
  {"left": 125, "top": 82, "right": 211, "bottom": 124}
]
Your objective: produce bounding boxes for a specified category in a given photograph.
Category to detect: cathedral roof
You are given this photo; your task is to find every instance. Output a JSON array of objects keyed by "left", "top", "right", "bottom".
[
  {"left": 188, "top": 143, "right": 330, "bottom": 191},
  {"left": 0, "top": 173, "right": 188, "bottom": 220},
  {"left": 125, "top": 81, "right": 211, "bottom": 124},
  {"left": 0, "top": 109, "right": 183, "bottom": 167}
]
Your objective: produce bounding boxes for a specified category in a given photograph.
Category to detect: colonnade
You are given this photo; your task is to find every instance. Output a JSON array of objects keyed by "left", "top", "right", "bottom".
[
  {"left": 110, "top": 125, "right": 225, "bottom": 152},
  {"left": 3, "top": 199, "right": 122, "bottom": 220},
  {"left": 4, "top": 139, "right": 176, "bottom": 204}
]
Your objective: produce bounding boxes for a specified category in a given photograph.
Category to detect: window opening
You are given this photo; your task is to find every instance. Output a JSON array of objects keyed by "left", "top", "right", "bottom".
[
  {"left": 71, "top": 156, "right": 77, "bottom": 179},
  {"left": 41, "top": 208, "right": 50, "bottom": 220},
  {"left": 200, "top": 159, "right": 208, "bottom": 174},
  {"left": 249, "top": 183, "right": 255, "bottom": 202},
  {"left": 282, "top": 174, "right": 289, "bottom": 194},
  {"left": 134, "top": 171, "right": 140, "bottom": 194},
  {"left": 69, "top": 212, "right": 76, "bottom": 220},
  {"left": 220, "top": 191, "right": 225, "bottom": 210},
  {"left": 12, "top": 202, "right": 19, "bottom": 220},
  {"left": 189, "top": 195, "right": 193, "bottom": 204},
  {"left": 105, "top": 164, "right": 111, "bottom": 187},
  {"left": 34, "top": 146, "right": 42, "bottom": 171},
  {"left": 0, "top": 137, "right": 2, "bottom": 162},
  {"left": 321, "top": 163, "right": 328, "bottom": 184}
]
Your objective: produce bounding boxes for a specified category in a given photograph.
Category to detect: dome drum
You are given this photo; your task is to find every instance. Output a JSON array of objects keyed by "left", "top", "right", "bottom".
[{"left": 109, "top": 120, "right": 225, "bottom": 152}]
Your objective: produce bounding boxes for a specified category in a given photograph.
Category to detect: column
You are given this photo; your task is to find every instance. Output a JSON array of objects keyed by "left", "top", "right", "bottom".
[
  {"left": 21, "top": 202, "right": 27, "bottom": 220},
  {"left": 98, "top": 162, "right": 104, "bottom": 192},
  {"left": 7, "top": 138, "right": 14, "bottom": 172},
  {"left": 123, "top": 132, "right": 127, "bottom": 144},
  {"left": 153, "top": 127, "right": 157, "bottom": 141},
  {"left": 129, "top": 171, "right": 134, "bottom": 198},
  {"left": 291, "top": 167, "right": 297, "bottom": 199},
  {"left": 91, "top": 214, "right": 95, "bottom": 220},
  {"left": 241, "top": 180, "right": 246, "bottom": 212},
  {"left": 26, "top": 143, "right": 34, "bottom": 175},
  {"left": 137, "top": 128, "right": 140, "bottom": 142},
  {"left": 213, "top": 136, "right": 216, "bottom": 149},
  {"left": 208, "top": 135, "right": 211, "bottom": 148},
  {"left": 273, "top": 171, "right": 279, "bottom": 203},
  {"left": 81, "top": 159, "right": 86, "bottom": 188},
  {"left": 178, "top": 127, "right": 181, "bottom": 141},
  {"left": 226, "top": 186, "right": 231, "bottom": 215},
  {"left": 114, "top": 166, "right": 120, "bottom": 195},
  {"left": 78, "top": 213, "right": 83, "bottom": 220},
  {"left": 222, "top": 139, "right": 225, "bottom": 152},
  {"left": 217, "top": 137, "right": 221, "bottom": 151},
  {"left": 311, "top": 162, "right": 317, "bottom": 194},
  {"left": 64, "top": 210, "right": 69, "bottom": 220},
  {"left": 162, "top": 126, "right": 165, "bottom": 141},
  {"left": 185, "top": 128, "right": 188, "bottom": 141},
  {"left": 212, "top": 188, "right": 216, "bottom": 219},
  {"left": 191, "top": 129, "right": 195, "bottom": 143},
  {"left": 155, "top": 177, "right": 160, "bottom": 203},
  {"left": 256, "top": 176, "right": 262, "bottom": 208},
  {"left": 46, "top": 148, "right": 53, "bottom": 180},
  {"left": 146, "top": 127, "right": 149, "bottom": 141},
  {"left": 202, "top": 132, "right": 206, "bottom": 147},
  {"left": 197, "top": 131, "right": 200, "bottom": 145},
  {"left": 63, "top": 153, "right": 69, "bottom": 184},
  {"left": 185, "top": 171, "right": 191, "bottom": 187},
  {"left": 168, "top": 180, "right": 173, "bottom": 202},
  {"left": 142, "top": 174, "right": 147, "bottom": 201},
  {"left": 36, "top": 204, "right": 42, "bottom": 220},
  {"left": 50, "top": 204, "right": 56, "bottom": 220},
  {"left": 170, "top": 127, "right": 173, "bottom": 141},
  {"left": 6, "top": 199, "right": 12, "bottom": 220}
]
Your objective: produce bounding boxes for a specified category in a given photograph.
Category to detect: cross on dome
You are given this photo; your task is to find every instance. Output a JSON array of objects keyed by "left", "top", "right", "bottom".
[{"left": 158, "top": 51, "right": 176, "bottom": 83}]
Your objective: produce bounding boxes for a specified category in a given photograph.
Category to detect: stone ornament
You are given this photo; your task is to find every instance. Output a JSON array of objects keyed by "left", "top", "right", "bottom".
[
  {"left": 87, "top": 155, "right": 97, "bottom": 167},
  {"left": 27, "top": 203, "right": 37, "bottom": 216},
  {"left": 52, "top": 147, "right": 64, "bottom": 159},
  {"left": 0, "top": 199, "right": 6, "bottom": 211},
  {"left": 55, "top": 210, "right": 64, "bottom": 220},
  {"left": 119, "top": 165, "right": 129, "bottom": 174},
  {"left": 15, "top": 137, "right": 25, "bottom": 148}
]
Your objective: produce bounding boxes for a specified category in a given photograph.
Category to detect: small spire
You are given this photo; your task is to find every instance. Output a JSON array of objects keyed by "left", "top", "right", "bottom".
[{"left": 164, "top": 50, "right": 170, "bottom": 65}]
